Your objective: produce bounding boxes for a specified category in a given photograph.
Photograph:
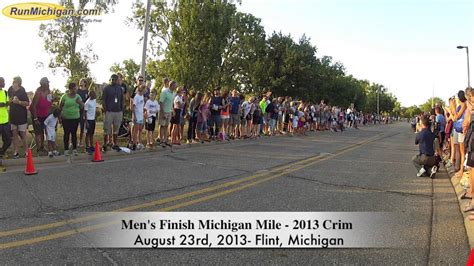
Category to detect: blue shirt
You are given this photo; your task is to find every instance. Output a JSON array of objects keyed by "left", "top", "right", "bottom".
[
  {"left": 210, "top": 96, "right": 223, "bottom": 116},
  {"left": 415, "top": 128, "right": 435, "bottom": 156},
  {"left": 436, "top": 114, "right": 446, "bottom": 133},
  {"left": 229, "top": 97, "right": 241, "bottom": 114}
]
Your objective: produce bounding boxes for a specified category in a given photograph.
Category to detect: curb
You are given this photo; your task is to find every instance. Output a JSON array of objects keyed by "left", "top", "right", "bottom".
[
  {"left": 0, "top": 125, "right": 385, "bottom": 169},
  {"left": 445, "top": 161, "right": 474, "bottom": 248},
  {"left": 0, "top": 133, "right": 280, "bottom": 168}
]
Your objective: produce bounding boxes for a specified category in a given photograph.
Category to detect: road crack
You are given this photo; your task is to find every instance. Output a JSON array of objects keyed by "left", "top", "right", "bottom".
[{"left": 284, "top": 174, "right": 433, "bottom": 198}]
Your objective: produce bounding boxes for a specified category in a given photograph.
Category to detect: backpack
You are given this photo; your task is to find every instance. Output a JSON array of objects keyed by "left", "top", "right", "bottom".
[{"left": 454, "top": 111, "right": 465, "bottom": 133}]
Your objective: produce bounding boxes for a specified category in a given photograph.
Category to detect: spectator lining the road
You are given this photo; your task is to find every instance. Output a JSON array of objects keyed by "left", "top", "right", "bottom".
[
  {"left": 77, "top": 78, "right": 89, "bottom": 148},
  {"left": 187, "top": 91, "right": 201, "bottom": 144},
  {"left": 8, "top": 76, "right": 29, "bottom": 159},
  {"left": 102, "top": 74, "right": 124, "bottom": 152},
  {"left": 412, "top": 115, "right": 436, "bottom": 178},
  {"left": 209, "top": 88, "right": 224, "bottom": 140},
  {"left": 171, "top": 86, "right": 185, "bottom": 145},
  {"left": 145, "top": 90, "right": 159, "bottom": 148},
  {"left": 0, "top": 72, "right": 391, "bottom": 162},
  {"left": 452, "top": 91, "right": 468, "bottom": 178},
  {"left": 196, "top": 92, "right": 210, "bottom": 142},
  {"left": 84, "top": 90, "right": 97, "bottom": 154},
  {"left": 44, "top": 108, "right": 61, "bottom": 158},
  {"left": 130, "top": 76, "right": 145, "bottom": 148},
  {"left": 159, "top": 80, "right": 176, "bottom": 147},
  {"left": 460, "top": 88, "right": 474, "bottom": 206},
  {"left": 30, "top": 77, "right": 52, "bottom": 154},
  {"left": 59, "top": 82, "right": 84, "bottom": 156},
  {"left": 229, "top": 90, "right": 241, "bottom": 139},
  {"left": 0, "top": 77, "right": 11, "bottom": 161},
  {"left": 131, "top": 84, "right": 146, "bottom": 150}
]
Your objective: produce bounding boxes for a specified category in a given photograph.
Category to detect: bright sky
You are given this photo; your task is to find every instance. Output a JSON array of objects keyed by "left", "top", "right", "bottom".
[{"left": 0, "top": 0, "right": 473, "bottom": 107}]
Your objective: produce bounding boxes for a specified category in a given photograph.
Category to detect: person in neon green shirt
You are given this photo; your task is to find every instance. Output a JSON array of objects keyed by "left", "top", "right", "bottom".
[
  {"left": 0, "top": 77, "right": 11, "bottom": 159},
  {"left": 260, "top": 96, "right": 268, "bottom": 135},
  {"left": 59, "top": 82, "right": 84, "bottom": 156}
]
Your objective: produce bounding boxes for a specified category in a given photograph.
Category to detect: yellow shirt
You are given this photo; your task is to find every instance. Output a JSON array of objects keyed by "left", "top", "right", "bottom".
[{"left": 0, "top": 90, "right": 8, "bottom": 124}]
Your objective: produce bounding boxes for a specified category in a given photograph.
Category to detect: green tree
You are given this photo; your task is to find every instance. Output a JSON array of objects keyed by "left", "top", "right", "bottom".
[
  {"left": 39, "top": 0, "right": 116, "bottom": 84},
  {"left": 110, "top": 59, "right": 140, "bottom": 91},
  {"left": 419, "top": 97, "right": 446, "bottom": 112},
  {"left": 403, "top": 105, "right": 423, "bottom": 118},
  {"left": 218, "top": 12, "right": 267, "bottom": 92},
  {"left": 130, "top": 0, "right": 236, "bottom": 91}
]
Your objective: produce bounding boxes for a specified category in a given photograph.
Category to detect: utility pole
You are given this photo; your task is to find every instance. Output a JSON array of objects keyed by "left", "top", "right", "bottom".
[{"left": 140, "top": 0, "right": 152, "bottom": 78}]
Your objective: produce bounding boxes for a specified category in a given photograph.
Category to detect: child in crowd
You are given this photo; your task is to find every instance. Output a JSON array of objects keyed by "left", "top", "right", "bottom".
[
  {"left": 291, "top": 103, "right": 298, "bottom": 136},
  {"left": 145, "top": 91, "right": 159, "bottom": 148},
  {"left": 298, "top": 107, "right": 305, "bottom": 136},
  {"left": 44, "top": 108, "right": 61, "bottom": 158},
  {"left": 84, "top": 90, "right": 97, "bottom": 154},
  {"left": 131, "top": 84, "right": 146, "bottom": 150}
]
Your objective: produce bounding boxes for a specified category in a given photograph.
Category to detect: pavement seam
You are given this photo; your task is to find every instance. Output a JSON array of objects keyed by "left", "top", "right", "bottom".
[
  {"left": 0, "top": 128, "right": 396, "bottom": 250},
  {"left": 284, "top": 174, "right": 433, "bottom": 198},
  {"left": 55, "top": 211, "right": 119, "bottom": 265},
  {"left": 0, "top": 169, "right": 252, "bottom": 220},
  {"left": 1, "top": 142, "right": 345, "bottom": 220},
  {"left": 0, "top": 131, "right": 384, "bottom": 248},
  {"left": 16, "top": 173, "right": 53, "bottom": 213},
  {"left": 426, "top": 167, "right": 434, "bottom": 266}
]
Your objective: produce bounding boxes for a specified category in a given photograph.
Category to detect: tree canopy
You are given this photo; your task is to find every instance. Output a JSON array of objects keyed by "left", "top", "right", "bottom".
[{"left": 128, "top": 0, "right": 400, "bottom": 113}]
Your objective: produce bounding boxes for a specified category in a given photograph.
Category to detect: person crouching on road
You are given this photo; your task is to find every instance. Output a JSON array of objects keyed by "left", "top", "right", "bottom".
[{"left": 412, "top": 115, "right": 437, "bottom": 178}]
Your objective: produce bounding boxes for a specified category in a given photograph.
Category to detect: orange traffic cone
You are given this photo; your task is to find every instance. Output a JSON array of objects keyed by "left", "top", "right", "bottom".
[
  {"left": 92, "top": 141, "right": 104, "bottom": 162},
  {"left": 24, "top": 148, "right": 37, "bottom": 175}
]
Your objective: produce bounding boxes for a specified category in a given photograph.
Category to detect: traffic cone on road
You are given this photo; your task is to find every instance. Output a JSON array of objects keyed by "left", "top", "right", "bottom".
[
  {"left": 24, "top": 148, "right": 37, "bottom": 175},
  {"left": 92, "top": 141, "right": 104, "bottom": 162}
]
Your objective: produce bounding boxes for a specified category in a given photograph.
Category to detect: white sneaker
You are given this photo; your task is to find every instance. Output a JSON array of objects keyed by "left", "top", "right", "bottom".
[
  {"left": 430, "top": 166, "right": 438, "bottom": 179},
  {"left": 53, "top": 151, "right": 60, "bottom": 156},
  {"left": 417, "top": 167, "right": 426, "bottom": 177},
  {"left": 48, "top": 151, "right": 53, "bottom": 158}
]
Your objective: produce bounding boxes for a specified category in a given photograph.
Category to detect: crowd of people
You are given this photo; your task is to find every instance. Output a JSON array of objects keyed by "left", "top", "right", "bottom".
[
  {"left": 0, "top": 74, "right": 388, "bottom": 164},
  {"left": 412, "top": 87, "right": 474, "bottom": 216}
]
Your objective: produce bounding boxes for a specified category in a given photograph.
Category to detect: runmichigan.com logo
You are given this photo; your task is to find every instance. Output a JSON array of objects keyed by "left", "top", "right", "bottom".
[{"left": 2, "top": 2, "right": 102, "bottom": 21}]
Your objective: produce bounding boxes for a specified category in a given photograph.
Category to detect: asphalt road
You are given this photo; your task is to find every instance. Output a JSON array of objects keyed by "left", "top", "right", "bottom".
[{"left": 0, "top": 122, "right": 469, "bottom": 264}]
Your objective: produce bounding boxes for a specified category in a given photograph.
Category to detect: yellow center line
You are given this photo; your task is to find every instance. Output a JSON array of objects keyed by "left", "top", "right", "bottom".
[
  {"left": 0, "top": 133, "right": 382, "bottom": 249},
  {"left": 0, "top": 152, "right": 327, "bottom": 238}
]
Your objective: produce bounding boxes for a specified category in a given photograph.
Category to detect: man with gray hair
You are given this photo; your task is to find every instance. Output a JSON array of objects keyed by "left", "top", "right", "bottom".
[
  {"left": 8, "top": 76, "right": 29, "bottom": 159},
  {"left": 0, "top": 77, "right": 11, "bottom": 162}
]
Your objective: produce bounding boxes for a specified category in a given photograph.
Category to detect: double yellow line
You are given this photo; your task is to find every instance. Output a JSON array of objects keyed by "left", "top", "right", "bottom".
[{"left": 0, "top": 134, "right": 383, "bottom": 249}]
